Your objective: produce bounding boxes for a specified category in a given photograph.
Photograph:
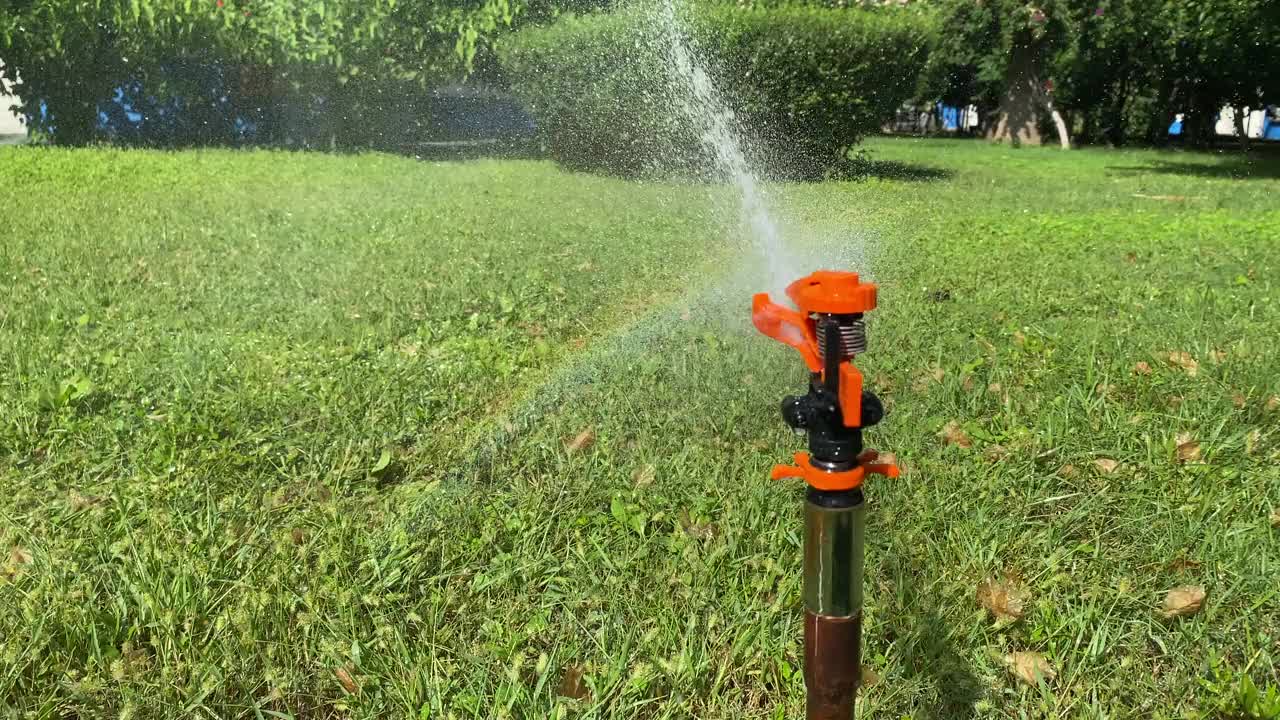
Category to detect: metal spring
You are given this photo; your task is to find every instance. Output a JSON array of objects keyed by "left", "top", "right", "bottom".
[{"left": 815, "top": 316, "right": 867, "bottom": 359}]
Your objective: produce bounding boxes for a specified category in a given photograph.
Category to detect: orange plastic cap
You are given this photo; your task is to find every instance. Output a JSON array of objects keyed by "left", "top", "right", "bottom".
[{"left": 785, "top": 270, "right": 877, "bottom": 315}]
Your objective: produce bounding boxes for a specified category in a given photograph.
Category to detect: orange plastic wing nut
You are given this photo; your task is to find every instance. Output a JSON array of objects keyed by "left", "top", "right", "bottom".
[{"left": 752, "top": 293, "right": 821, "bottom": 372}]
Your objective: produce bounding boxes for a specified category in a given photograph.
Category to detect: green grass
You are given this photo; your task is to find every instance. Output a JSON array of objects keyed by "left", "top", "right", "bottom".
[{"left": 1, "top": 138, "right": 1278, "bottom": 719}]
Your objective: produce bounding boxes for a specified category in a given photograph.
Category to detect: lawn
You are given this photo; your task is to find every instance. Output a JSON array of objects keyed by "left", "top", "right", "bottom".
[{"left": 1, "top": 137, "right": 1278, "bottom": 719}]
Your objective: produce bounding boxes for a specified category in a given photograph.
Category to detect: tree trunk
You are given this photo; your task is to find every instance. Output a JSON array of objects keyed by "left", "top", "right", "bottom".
[
  {"left": 1048, "top": 103, "right": 1070, "bottom": 149},
  {"left": 1233, "top": 105, "right": 1250, "bottom": 153},
  {"left": 987, "top": 32, "right": 1043, "bottom": 147}
]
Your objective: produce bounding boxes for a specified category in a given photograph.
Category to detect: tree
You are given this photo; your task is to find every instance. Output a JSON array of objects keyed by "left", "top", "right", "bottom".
[
  {"left": 0, "top": 0, "right": 530, "bottom": 146},
  {"left": 925, "top": 0, "right": 1280, "bottom": 149}
]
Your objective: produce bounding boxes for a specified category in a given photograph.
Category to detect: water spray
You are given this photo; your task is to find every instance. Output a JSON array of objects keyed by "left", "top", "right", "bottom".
[{"left": 752, "top": 270, "right": 899, "bottom": 720}]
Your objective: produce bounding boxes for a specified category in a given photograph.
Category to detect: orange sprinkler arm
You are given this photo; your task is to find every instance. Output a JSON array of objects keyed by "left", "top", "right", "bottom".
[{"left": 751, "top": 293, "right": 822, "bottom": 373}]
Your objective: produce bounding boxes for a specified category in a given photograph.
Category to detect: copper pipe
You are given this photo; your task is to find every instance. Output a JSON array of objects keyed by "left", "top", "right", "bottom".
[
  {"left": 804, "top": 611, "right": 862, "bottom": 720},
  {"left": 803, "top": 492, "right": 865, "bottom": 719}
]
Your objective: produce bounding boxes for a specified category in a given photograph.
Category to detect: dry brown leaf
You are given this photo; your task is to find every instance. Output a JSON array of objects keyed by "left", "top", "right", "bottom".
[
  {"left": 987, "top": 382, "right": 1003, "bottom": 394},
  {"left": 938, "top": 421, "right": 973, "bottom": 448},
  {"left": 1058, "top": 464, "right": 1078, "bottom": 478},
  {"left": 1160, "top": 585, "right": 1205, "bottom": 619},
  {"left": 1233, "top": 393, "right": 1248, "bottom": 409},
  {"left": 1005, "top": 652, "right": 1056, "bottom": 686},
  {"left": 633, "top": 464, "right": 656, "bottom": 487},
  {"left": 68, "top": 490, "right": 102, "bottom": 512},
  {"left": 1174, "top": 432, "right": 1202, "bottom": 464},
  {"left": 977, "top": 578, "right": 1027, "bottom": 622},
  {"left": 1134, "top": 361, "right": 1152, "bottom": 376},
  {"left": 335, "top": 666, "right": 360, "bottom": 694},
  {"left": 984, "top": 445, "right": 1009, "bottom": 462},
  {"left": 679, "top": 510, "right": 718, "bottom": 540},
  {"left": 558, "top": 664, "right": 590, "bottom": 700},
  {"left": 1163, "top": 351, "right": 1199, "bottom": 376},
  {"left": 566, "top": 428, "right": 596, "bottom": 454},
  {"left": 860, "top": 666, "right": 881, "bottom": 687},
  {"left": 913, "top": 366, "right": 945, "bottom": 392},
  {"left": 1094, "top": 458, "right": 1120, "bottom": 474},
  {"left": 1267, "top": 396, "right": 1280, "bottom": 413},
  {"left": 1270, "top": 507, "right": 1280, "bottom": 529}
]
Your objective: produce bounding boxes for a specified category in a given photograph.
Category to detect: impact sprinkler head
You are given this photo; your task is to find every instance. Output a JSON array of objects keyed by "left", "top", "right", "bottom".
[{"left": 752, "top": 270, "right": 899, "bottom": 720}]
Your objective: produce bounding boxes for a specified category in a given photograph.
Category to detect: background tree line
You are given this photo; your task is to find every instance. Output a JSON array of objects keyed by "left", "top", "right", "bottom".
[{"left": 1, "top": 0, "right": 1277, "bottom": 149}]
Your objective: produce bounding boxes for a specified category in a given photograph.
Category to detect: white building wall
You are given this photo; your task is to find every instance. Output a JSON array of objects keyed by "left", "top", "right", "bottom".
[{"left": 0, "top": 61, "right": 26, "bottom": 136}]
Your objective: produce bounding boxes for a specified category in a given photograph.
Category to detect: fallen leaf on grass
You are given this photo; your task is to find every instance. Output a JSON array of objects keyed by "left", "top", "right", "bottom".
[
  {"left": 1094, "top": 458, "right": 1120, "bottom": 474},
  {"left": 1160, "top": 585, "right": 1206, "bottom": 619},
  {"left": 938, "top": 421, "right": 972, "bottom": 448},
  {"left": 633, "top": 464, "right": 656, "bottom": 487},
  {"left": 679, "top": 510, "right": 718, "bottom": 541},
  {"left": 290, "top": 528, "right": 307, "bottom": 546},
  {"left": 977, "top": 577, "right": 1027, "bottom": 622},
  {"left": 913, "top": 365, "right": 945, "bottom": 392},
  {"left": 1174, "top": 432, "right": 1202, "bottom": 464},
  {"left": 68, "top": 490, "right": 102, "bottom": 512},
  {"left": 1163, "top": 351, "right": 1198, "bottom": 376},
  {"left": 860, "top": 666, "right": 881, "bottom": 687},
  {"left": 1233, "top": 393, "right": 1248, "bottom": 409},
  {"left": 566, "top": 428, "right": 595, "bottom": 454},
  {"left": 1057, "top": 464, "right": 1078, "bottom": 478},
  {"left": 1124, "top": 251, "right": 1138, "bottom": 263},
  {"left": 1270, "top": 508, "right": 1280, "bottom": 529},
  {"left": 3, "top": 546, "right": 34, "bottom": 580},
  {"left": 984, "top": 445, "right": 1008, "bottom": 462},
  {"left": 987, "top": 382, "right": 1003, "bottom": 394},
  {"left": 961, "top": 374, "right": 976, "bottom": 393},
  {"left": 558, "top": 664, "right": 590, "bottom": 700},
  {"left": 1246, "top": 430, "right": 1261, "bottom": 456},
  {"left": 9, "top": 546, "right": 31, "bottom": 567},
  {"left": 1267, "top": 396, "right": 1280, "bottom": 413},
  {"left": 1004, "top": 652, "right": 1056, "bottom": 686},
  {"left": 1134, "top": 361, "right": 1152, "bottom": 376},
  {"left": 335, "top": 666, "right": 360, "bottom": 694}
]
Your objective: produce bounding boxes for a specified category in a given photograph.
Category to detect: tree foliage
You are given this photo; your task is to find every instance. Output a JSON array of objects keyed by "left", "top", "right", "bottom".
[
  {"left": 499, "top": 4, "right": 934, "bottom": 177},
  {"left": 922, "top": 0, "right": 1280, "bottom": 146},
  {"left": 0, "top": 0, "right": 530, "bottom": 144}
]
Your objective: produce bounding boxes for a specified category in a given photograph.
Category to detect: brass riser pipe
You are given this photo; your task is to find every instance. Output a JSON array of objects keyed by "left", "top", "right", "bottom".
[{"left": 803, "top": 491, "right": 865, "bottom": 720}]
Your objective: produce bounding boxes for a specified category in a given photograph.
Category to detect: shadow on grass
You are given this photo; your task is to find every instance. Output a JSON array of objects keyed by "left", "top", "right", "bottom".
[
  {"left": 400, "top": 138, "right": 543, "bottom": 162},
  {"left": 842, "top": 156, "right": 954, "bottom": 183},
  {"left": 1108, "top": 156, "right": 1280, "bottom": 181},
  {"left": 878, "top": 557, "right": 982, "bottom": 718}
]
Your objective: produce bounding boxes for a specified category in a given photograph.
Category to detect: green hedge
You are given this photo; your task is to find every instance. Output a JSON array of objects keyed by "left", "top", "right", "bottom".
[{"left": 498, "top": 4, "right": 934, "bottom": 177}]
